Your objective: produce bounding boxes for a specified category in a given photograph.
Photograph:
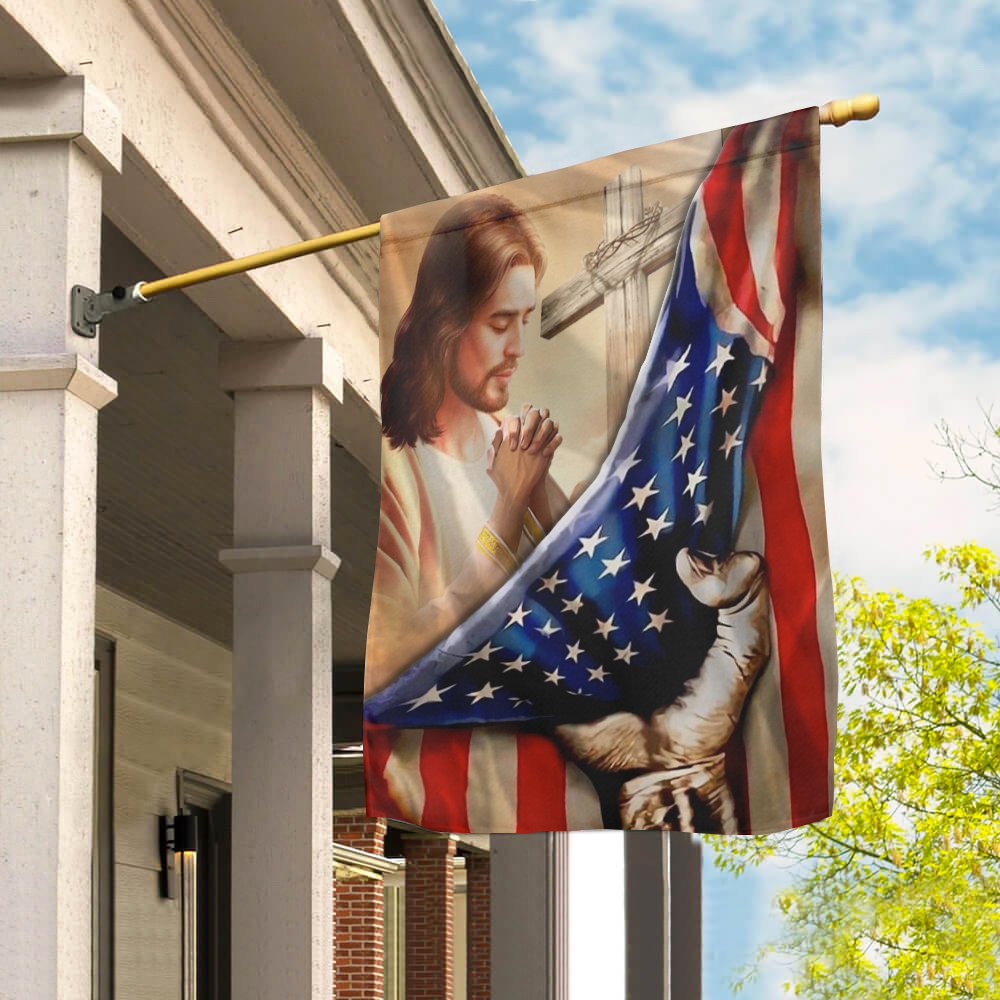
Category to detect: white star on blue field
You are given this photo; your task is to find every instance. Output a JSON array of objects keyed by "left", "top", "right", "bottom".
[{"left": 432, "top": 2, "right": 1000, "bottom": 996}]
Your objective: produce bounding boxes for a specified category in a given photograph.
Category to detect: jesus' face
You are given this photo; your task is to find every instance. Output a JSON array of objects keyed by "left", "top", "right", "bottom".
[{"left": 448, "top": 264, "right": 537, "bottom": 413}]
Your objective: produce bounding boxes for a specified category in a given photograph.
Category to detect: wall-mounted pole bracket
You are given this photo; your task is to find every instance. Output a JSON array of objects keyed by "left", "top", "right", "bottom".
[{"left": 71, "top": 282, "right": 148, "bottom": 338}]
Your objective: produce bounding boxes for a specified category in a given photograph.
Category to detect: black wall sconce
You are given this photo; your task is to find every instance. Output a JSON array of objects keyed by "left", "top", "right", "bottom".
[{"left": 159, "top": 813, "right": 198, "bottom": 899}]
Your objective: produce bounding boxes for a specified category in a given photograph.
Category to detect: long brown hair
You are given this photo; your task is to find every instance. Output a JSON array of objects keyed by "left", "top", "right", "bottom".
[{"left": 381, "top": 192, "right": 547, "bottom": 449}]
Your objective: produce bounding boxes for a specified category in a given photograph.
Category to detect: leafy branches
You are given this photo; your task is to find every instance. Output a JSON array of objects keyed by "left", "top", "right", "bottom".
[{"left": 710, "top": 547, "right": 1000, "bottom": 999}]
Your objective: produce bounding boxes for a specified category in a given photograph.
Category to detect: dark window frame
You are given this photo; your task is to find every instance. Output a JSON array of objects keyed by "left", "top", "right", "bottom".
[
  {"left": 178, "top": 769, "right": 232, "bottom": 1000},
  {"left": 93, "top": 635, "right": 115, "bottom": 1000}
]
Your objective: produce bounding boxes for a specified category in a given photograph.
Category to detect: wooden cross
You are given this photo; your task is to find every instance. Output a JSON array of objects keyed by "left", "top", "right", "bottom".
[{"left": 541, "top": 164, "right": 691, "bottom": 444}]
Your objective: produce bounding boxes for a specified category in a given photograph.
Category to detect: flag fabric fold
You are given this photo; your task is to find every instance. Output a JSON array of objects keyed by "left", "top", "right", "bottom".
[{"left": 364, "top": 107, "right": 837, "bottom": 834}]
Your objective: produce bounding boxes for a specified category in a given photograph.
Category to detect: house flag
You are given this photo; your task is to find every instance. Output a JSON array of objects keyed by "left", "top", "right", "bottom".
[{"left": 363, "top": 107, "right": 837, "bottom": 834}]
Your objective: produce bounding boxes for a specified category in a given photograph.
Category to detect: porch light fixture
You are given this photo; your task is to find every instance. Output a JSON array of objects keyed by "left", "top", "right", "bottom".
[{"left": 159, "top": 813, "right": 198, "bottom": 900}]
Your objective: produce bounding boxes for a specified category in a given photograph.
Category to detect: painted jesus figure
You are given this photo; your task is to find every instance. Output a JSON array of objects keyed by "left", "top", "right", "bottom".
[
  {"left": 365, "top": 192, "right": 571, "bottom": 700},
  {"left": 365, "top": 190, "right": 772, "bottom": 832}
]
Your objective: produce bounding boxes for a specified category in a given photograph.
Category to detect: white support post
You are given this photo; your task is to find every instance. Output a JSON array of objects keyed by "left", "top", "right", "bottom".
[
  {"left": 490, "top": 831, "right": 569, "bottom": 1000},
  {"left": 219, "top": 338, "right": 343, "bottom": 1000},
  {"left": 0, "top": 76, "right": 121, "bottom": 1000},
  {"left": 624, "top": 831, "right": 703, "bottom": 999}
]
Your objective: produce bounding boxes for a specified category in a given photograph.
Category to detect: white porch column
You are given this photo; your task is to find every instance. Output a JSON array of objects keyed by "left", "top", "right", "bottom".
[
  {"left": 490, "top": 832, "right": 569, "bottom": 1000},
  {"left": 0, "top": 77, "right": 120, "bottom": 1000},
  {"left": 624, "top": 831, "right": 703, "bottom": 999},
  {"left": 219, "top": 338, "right": 342, "bottom": 1000}
]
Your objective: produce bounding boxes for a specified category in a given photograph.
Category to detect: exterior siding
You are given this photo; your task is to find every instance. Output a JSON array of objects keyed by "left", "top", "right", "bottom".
[{"left": 96, "top": 584, "right": 232, "bottom": 1000}]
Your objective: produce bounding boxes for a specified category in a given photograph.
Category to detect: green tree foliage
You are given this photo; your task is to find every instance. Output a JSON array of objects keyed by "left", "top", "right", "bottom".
[{"left": 709, "top": 543, "right": 1000, "bottom": 998}]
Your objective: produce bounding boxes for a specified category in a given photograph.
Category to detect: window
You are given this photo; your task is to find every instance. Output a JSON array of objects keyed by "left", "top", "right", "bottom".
[{"left": 383, "top": 873, "right": 405, "bottom": 1000}]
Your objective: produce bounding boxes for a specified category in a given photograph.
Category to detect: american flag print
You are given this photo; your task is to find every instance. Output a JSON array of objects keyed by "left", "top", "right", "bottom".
[{"left": 365, "top": 108, "right": 838, "bottom": 834}]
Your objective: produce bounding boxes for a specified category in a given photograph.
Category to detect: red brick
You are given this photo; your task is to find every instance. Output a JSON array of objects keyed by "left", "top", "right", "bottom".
[
  {"left": 332, "top": 822, "right": 493, "bottom": 1000},
  {"left": 402, "top": 835, "right": 456, "bottom": 1000},
  {"left": 333, "top": 817, "right": 387, "bottom": 999},
  {"left": 466, "top": 854, "right": 491, "bottom": 1000}
]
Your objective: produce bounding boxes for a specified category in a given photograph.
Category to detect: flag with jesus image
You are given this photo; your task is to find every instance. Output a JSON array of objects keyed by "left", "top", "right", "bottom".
[{"left": 364, "top": 107, "right": 837, "bottom": 835}]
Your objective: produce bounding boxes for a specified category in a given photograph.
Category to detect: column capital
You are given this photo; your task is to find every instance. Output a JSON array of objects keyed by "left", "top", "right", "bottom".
[
  {"left": 218, "top": 543, "right": 340, "bottom": 580},
  {"left": 219, "top": 338, "right": 343, "bottom": 404},
  {"left": 0, "top": 76, "right": 122, "bottom": 174},
  {"left": 0, "top": 354, "right": 118, "bottom": 409}
]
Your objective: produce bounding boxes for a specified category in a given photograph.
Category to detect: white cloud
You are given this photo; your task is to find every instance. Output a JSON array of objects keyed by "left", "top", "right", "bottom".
[
  {"left": 461, "top": 0, "right": 1000, "bottom": 629},
  {"left": 514, "top": 8, "right": 626, "bottom": 94},
  {"left": 457, "top": 38, "right": 494, "bottom": 66},
  {"left": 819, "top": 100, "right": 989, "bottom": 256},
  {"left": 499, "top": 0, "right": 998, "bottom": 263},
  {"left": 822, "top": 273, "right": 1000, "bottom": 616},
  {"left": 702, "top": 845, "right": 801, "bottom": 997},
  {"left": 616, "top": 0, "right": 819, "bottom": 53}
]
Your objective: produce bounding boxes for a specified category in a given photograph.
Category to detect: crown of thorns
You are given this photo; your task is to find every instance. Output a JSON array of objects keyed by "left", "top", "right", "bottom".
[{"left": 583, "top": 202, "right": 663, "bottom": 272}]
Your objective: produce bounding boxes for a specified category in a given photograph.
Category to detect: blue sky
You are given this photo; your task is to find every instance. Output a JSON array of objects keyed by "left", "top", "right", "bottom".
[{"left": 432, "top": 1, "right": 1000, "bottom": 996}]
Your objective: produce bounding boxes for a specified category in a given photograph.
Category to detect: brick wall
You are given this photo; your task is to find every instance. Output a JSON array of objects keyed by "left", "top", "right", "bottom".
[
  {"left": 334, "top": 816, "right": 388, "bottom": 1000},
  {"left": 335, "top": 815, "right": 387, "bottom": 855},
  {"left": 466, "top": 853, "right": 491, "bottom": 1000},
  {"left": 402, "top": 834, "right": 456, "bottom": 1000}
]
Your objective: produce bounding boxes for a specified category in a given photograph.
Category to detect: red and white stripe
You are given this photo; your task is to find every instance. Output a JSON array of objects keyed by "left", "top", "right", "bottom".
[
  {"left": 690, "top": 114, "right": 791, "bottom": 363},
  {"left": 731, "top": 109, "right": 836, "bottom": 832},
  {"left": 365, "top": 722, "right": 603, "bottom": 833}
]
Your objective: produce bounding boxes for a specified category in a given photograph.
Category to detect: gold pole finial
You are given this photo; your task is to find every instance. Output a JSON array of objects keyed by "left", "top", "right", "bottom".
[{"left": 820, "top": 93, "right": 880, "bottom": 127}]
